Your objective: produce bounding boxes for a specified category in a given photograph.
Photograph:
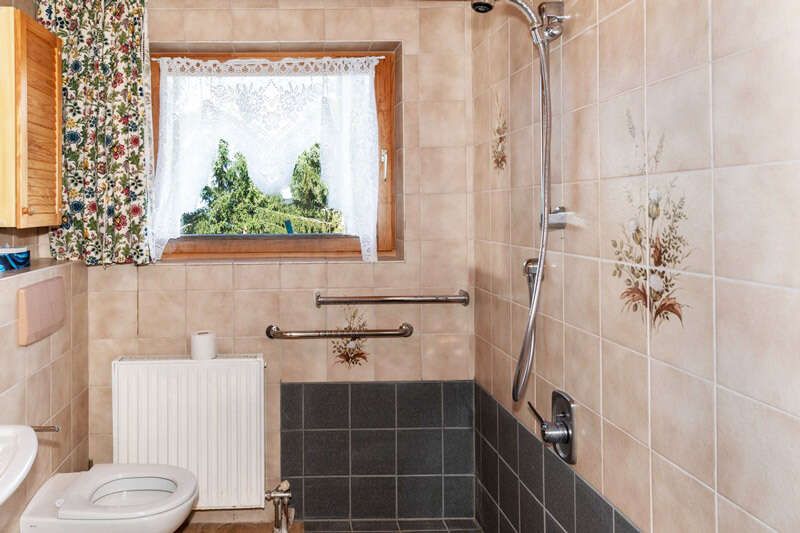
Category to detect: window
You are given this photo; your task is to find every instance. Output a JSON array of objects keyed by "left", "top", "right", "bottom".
[{"left": 150, "top": 52, "right": 396, "bottom": 261}]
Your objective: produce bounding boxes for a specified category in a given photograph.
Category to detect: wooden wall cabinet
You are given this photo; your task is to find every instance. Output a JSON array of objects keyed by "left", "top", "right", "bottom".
[{"left": 0, "top": 7, "right": 62, "bottom": 229}]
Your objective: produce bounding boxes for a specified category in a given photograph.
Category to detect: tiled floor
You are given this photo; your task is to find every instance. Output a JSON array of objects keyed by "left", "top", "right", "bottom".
[{"left": 177, "top": 519, "right": 482, "bottom": 532}]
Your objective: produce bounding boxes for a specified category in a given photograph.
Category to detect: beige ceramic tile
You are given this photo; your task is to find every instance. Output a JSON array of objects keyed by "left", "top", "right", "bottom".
[
  {"left": 603, "top": 421, "right": 651, "bottom": 530},
  {"left": 373, "top": 336, "right": 422, "bottom": 381},
  {"left": 419, "top": 7, "right": 465, "bottom": 55},
  {"left": 233, "top": 264, "right": 280, "bottom": 290},
  {"left": 420, "top": 240, "right": 468, "bottom": 288},
  {"left": 646, "top": 0, "right": 708, "bottom": 83},
  {"left": 651, "top": 361, "right": 714, "bottom": 485},
  {"left": 186, "top": 291, "right": 234, "bottom": 337},
  {"left": 418, "top": 101, "right": 466, "bottom": 148},
  {"left": 187, "top": 264, "right": 233, "bottom": 290},
  {"left": 715, "top": 162, "right": 800, "bottom": 288},
  {"left": 712, "top": 0, "right": 800, "bottom": 59},
  {"left": 138, "top": 264, "right": 186, "bottom": 292},
  {"left": 717, "top": 389, "right": 800, "bottom": 531},
  {"left": 598, "top": 88, "right": 645, "bottom": 178},
  {"left": 563, "top": 0, "right": 597, "bottom": 41},
  {"left": 277, "top": 9, "right": 325, "bottom": 41},
  {"left": 89, "top": 339, "right": 138, "bottom": 388},
  {"left": 717, "top": 279, "right": 800, "bottom": 417},
  {"left": 183, "top": 9, "right": 233, "bottom": 41},
  {"left": 230, "top": 9, "right": 280, "bottom": 41},
  {"left": 418, "top": 54, "right": 466, "bottom": 102},
  {"left": 88, "top": 292, "right": 138, "bottom": 340},
  {"left": 572, "top": 404, "right": 602, "bottom": 489},
  {"left": 563, "top": 27, "right": 597, "bottom": 111},
  {"left": 234, "top": 291, "right": 279, "bottom": 337},
  {"left": 602, "top": 340, "right": 648, "bottom": 443},
  {"left": 563, "top": 105, "right": 598, "bottom": 182},
  {"left": 278, "top": 291, "right": 325, "bottom": 330},
  {"left": 490, "top": 294, "right": 511, "bottom": 355},
  {"left": 26, "top": 366, "right": 50, "bottom": 425},
  {"left": 509, "top": 65, "right": 532, "bottom": 131},
  {"left": 421, "top": 193, "right": 468, "bottom": 240},
  {"left": 488, "top": 22, "right": 509, "bottom": 86},
  {"left": 88, "top": 265, "right": 137, "bottom": 292},
  {"left": 598, "top": 0, "right": 643, "bottom": 100},
  {"left": 138, "top": 291, "right": 186, "bottom": 339},
  {"left": 279, "top": 263, "right": 326, "bottom": 289},
  {"left": 323, "top": 8, "right": 372, "bottom": 41},
  {"left": 646, "top": 67, "right": 711, "bottom": 173},
  {"left": 598, "top": 175, "right": 646, "bottom": 263},
  {"left": 420, "top": 147, "right": 467, "bottom": 194},
  {"left": 564, "top": 325, "right": 600, "bottom": 411},
  {"left": 421, "top": 334, "right": 472, "bottom": 380},
  {"left": 532, "top": 315, "right": 564, "bottom": 388},
  {"left": 717, "top": 497, "right": 773, "bottom": 533},
  {"left": 651, "top": 453, "right": 715, "bottom": 533},
  {"left": 563, "top": 255, "right": 599, "bottom": 335}
]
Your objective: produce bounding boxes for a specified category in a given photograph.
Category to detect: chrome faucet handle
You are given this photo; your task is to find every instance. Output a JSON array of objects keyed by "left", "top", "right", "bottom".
[{"left": 527, "top": 402, "right": 570, "bottom": 445}]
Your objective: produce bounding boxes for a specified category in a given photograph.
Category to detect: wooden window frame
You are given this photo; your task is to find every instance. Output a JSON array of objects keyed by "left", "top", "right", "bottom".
[{"left": 150, "top": 51, "right": 396, "bottom": 261}]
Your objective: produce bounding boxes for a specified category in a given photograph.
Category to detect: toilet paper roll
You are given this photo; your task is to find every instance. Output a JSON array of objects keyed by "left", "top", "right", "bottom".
[{"left": 191, "top": 331, "right": 217, "bottom": 360}]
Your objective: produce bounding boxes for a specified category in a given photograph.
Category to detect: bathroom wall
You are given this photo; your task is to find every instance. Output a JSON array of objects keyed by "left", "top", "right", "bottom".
[
  {"left": 0, "top": 262, "right": 89, "bottom": 530},
  {"left": 472, "top": 1, "right": 800, "bottom": 531},
  {"left": 85, "top": 1, "right": 475, "bottom": 519}
]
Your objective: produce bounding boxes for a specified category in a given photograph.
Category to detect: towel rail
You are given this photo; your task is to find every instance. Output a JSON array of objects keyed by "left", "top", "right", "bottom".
[
  {"left": 266, "top": 323, "right": 414, "bottom": 340},
  {"left": 314, "top": 290, "right": 470, "bottom": 307}
]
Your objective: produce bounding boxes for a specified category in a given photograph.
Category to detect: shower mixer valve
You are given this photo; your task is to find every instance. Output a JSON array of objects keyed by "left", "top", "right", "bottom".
[{"left": 528, "top": 390, "right": 576, "bottom": 464}]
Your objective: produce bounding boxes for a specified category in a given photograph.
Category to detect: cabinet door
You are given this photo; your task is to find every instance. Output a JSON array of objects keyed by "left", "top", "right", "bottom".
[{"left": 15, "top": 10, "right": 62, "bottom": 228}]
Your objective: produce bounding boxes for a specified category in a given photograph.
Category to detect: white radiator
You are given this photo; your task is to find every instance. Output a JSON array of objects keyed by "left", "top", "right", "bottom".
[{"left": 112, "top": 356, "right": 264, "bottom": 509}]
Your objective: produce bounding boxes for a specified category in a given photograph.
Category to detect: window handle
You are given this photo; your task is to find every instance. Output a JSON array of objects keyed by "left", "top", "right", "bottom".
[{"left": 380, "top": 148, "right": 388, "bottom": 182}]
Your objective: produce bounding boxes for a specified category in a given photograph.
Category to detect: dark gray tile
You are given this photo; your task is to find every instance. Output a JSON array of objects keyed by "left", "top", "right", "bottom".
[
  {"left": 476, "top": 483, "right": 498, "bottom": 533},
  {"left": 544, "top": 451, "right": 575, "bottom": 533},
  {"left": 614, "top": 511, "right": 640, "bottom": 533},
  {"left": 518, "top": 425, "right": 543, "bottom": 500},
  {"left": 443, "top": 476, "right": 474, "bottom": 518},
  {"left": 546, "top": 513, "right": 567, "bottom": 533},
  {"left": 443, "top": 429, "right": 473, "bottom": 475},
  {"left": 443, "top": 381, "right": 474, "bottom": 428},
  {"left": 398, "top": 477, "right": 443, "bottom": 518},
  {"left": 351, "top": 477, "right": 397, "bottom": 519},
  {"left": 444, "top": 518, "right": 481, "bottom": 531},
  {"left": 304, "top": 477, "right": 350, "bottom": 519},
  {"left": 351, "top": 520, "right": 399, "bottom": 531},
  {"left": 281, "top": 384, "right": 303, "bottom": 430},
  {"left": 474, "top": 432, "right": 483, "bottom": 481},
  {"left": 479, "top": 436, "right": 499, "bottom": 500},
  {"left": 398, "top": 519, "right": 446, "bottom": 530},
  {"left": 352, "top": 383, "right": 396, "bottom": 429},
  {"left": 575, "top": 477, "right": 612, "bottom": 533},
  {"left": 398, "top": 429, "right": 442, "bottom": 475},
  {"left": 498, "top": 460, "right": 519, "bottom": 529},
  {"left": 281, "top": 431, "right": 303, "bottom": 477},
  {"left": 473, "top": 383, "right": 482, "bottom": 429},
  {"left": 352, "top": 430, "right": 396, "bottom": 475},
  {"left": 305, "top": 383, "right": 350, "bottom": 429},
  {"left": 497, "top": 407, "right": 518, "bottom": 471},
  {"left": 499, "top": 513, "right": 516, "bottom": 533},
  {"left": 520, "top": 484, "right": 544, "bottom": 533},
  {"left": 303, "top": 520, "right": 351, "bottom": 532},
  {"left": 305, "top": 430, "right": 349, "bottom": 475},
  {"left": 478, "top": 388, "right": 498, "bottom": 448},
  {"left": 397, "top": 382, "right": 442, "bottom": 428},
  {"left": 286, "top": 477, "right": 303, "bottom": 520}
]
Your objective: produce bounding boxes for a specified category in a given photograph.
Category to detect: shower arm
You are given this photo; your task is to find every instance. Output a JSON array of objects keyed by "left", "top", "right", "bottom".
[{"left": 510, "top": 1, "right": 563, "bottom": 402}]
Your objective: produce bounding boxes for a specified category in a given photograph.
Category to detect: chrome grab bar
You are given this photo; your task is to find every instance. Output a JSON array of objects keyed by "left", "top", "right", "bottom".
[
  {"left": 314, "top": 290, "right": 470, "bottom": 307},
  {"left": 266, "top": 323, "right": 414, "bottom": 340}
]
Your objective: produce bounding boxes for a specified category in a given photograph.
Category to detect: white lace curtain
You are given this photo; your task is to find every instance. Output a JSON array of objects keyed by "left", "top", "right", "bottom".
[{"left": 150, "top": 56, "right": 381, "bottom": 261}]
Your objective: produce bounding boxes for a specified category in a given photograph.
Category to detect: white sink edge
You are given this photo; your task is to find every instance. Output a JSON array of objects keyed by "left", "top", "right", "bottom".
[{"left": 0, "top": 426, "right": 38, "bottom": 506}]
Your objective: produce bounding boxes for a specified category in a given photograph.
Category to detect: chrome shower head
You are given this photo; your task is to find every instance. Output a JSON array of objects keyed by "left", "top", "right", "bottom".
[{"left": 471, "top": 1, "right": 495, "bottom": 13}]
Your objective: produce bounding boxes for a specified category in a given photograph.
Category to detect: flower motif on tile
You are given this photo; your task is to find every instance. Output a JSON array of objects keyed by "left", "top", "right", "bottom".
[
  {"left": 612, "top": 179, "right": 690, "bottom": 330},
  {"left": 492, "top": 93, "right": 508, "bottom": 170},
  {"left": 332, "top": 307, "right": 369, "bottom": 367}
]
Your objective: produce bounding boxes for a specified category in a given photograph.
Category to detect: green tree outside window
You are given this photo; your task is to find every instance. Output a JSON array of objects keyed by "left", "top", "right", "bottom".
[{"left": 181, "top": 139, "right": 344, "bottom": 236}]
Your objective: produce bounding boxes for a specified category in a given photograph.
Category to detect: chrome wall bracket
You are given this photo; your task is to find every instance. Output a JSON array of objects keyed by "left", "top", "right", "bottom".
[
  {"left": 528, "top": 390, "right": 576, "bottom": 464},
  {"left": 540, "top": 206, "right": 568, "bottom": 230}
]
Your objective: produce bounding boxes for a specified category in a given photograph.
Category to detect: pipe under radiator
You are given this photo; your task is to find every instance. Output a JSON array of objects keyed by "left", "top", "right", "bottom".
[{"left": 112, "top": 356, "right": 265, "bottom": 509}]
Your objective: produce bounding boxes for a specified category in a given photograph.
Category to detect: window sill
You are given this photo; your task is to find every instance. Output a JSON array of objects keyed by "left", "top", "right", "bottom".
[{"left": 160, "top": 234, "right": 396, "bottom": 261}]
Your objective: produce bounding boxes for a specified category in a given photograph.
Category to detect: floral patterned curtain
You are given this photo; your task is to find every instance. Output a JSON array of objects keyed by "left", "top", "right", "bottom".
[{"left": 38, "top": 0, "right": 151, "bottom": 265}]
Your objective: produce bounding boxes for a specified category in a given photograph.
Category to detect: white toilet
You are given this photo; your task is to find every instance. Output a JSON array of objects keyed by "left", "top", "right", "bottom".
[{"left": 20, "top": 463, "right": 198, "bottom": 533}]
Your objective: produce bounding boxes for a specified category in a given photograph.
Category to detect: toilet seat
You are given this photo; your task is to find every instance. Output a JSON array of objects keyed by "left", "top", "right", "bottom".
[{"left": 58, "top": 464, "right": 198, "bottom": 520}]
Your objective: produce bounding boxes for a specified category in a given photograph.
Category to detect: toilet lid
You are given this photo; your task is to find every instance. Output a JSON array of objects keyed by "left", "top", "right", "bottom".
[{"left": 58, "top": 464, "right": 198, "bottom": 520}]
